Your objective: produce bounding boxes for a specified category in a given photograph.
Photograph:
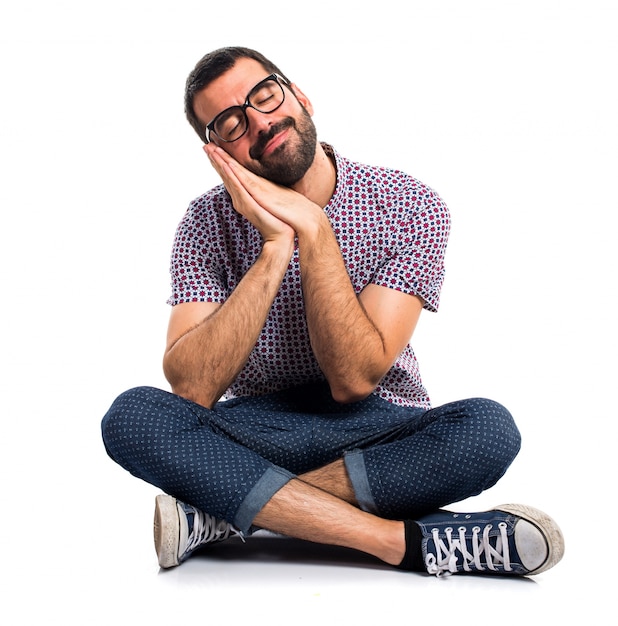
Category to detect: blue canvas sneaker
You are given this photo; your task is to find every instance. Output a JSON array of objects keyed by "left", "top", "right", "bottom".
[
  {"left": 415, "top": 504, "right": 564, "bottom": 576},
  {"left": 154, "top": 494, "right": 244, "bottom": 568}
]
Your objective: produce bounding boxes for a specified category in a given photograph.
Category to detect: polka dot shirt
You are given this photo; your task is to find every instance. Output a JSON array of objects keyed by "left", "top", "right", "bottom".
[{"left": 168, "top": 144, "right": 450, "bottom": 408}]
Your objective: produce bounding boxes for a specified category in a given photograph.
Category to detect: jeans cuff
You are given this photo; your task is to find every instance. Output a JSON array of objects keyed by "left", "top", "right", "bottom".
[
  {"left": 344, "top": 449, "right": 378, "bottom": 514},
  {"left": 233, "top": 466, "right": 295, "bottom": 533}
]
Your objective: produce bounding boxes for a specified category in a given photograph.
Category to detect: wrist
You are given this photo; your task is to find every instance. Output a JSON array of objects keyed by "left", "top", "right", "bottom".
[{"left": 261, "top": 236, "right": 295, "bottom": 266}]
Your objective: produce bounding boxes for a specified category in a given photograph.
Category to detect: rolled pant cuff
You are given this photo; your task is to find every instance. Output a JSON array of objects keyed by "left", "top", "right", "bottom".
[
  {"left": 344, "top": 449, "right": 378, "bottom": 514},
  {"left": 233, "top": 466, "right": 296, "bottom": 533}
]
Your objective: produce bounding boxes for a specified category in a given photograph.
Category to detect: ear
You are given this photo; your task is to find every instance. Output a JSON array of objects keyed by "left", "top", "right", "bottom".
[{"left": 289, "top": 83, "right": 314, "bottom": 116}]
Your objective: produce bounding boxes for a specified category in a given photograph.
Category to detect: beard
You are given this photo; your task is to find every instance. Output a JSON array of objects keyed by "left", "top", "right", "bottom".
[{"left": 247, "top": 107, "right": 317, "bottom": 187}]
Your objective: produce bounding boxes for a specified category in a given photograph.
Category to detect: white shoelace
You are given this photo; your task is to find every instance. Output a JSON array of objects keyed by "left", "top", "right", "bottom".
[
  {"left": 425, "top": 522, "right": 512, "bottom": 576},
  {"left": 186, "top": 511, "right": 244, "bottom": 553}
]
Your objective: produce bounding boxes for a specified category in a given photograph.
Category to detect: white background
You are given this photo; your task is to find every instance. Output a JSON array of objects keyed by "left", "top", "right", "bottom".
[{"left": 1, "top": 0, "right": 615, "bottom": 623}]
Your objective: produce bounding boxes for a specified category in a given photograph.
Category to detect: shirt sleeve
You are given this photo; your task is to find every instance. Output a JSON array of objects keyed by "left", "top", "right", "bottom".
[
  {"left": 166, "top": 193, "right": 229, "bottom": 306},
  {"left": 371, "top": 185, "right": 450, "bottom": 312}
]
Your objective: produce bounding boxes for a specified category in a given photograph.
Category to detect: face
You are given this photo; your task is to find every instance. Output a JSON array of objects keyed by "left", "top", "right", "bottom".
[{"left": 193, "top": 58, "right": 318, "bottom": 187}]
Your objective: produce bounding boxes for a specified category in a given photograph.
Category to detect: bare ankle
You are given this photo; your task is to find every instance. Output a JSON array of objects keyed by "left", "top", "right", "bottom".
[{"left": 380, "top": 519, "right": 407, "bottom": 566}]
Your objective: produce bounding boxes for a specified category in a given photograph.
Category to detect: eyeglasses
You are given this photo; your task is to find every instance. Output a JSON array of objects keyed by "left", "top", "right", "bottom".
[{"left": 205, "top": 73, "right": 288, "bottom": 144}]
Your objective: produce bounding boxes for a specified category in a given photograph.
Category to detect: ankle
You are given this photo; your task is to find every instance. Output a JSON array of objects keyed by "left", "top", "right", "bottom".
[{"left": 377, "top": 519, "right": 408, "bottom": 566}]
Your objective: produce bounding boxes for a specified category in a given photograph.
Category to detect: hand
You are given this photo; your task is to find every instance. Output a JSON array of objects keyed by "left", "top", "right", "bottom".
[
  {"left": 205, "top": 144, "right": 324, "bottom": 241},
  {"left": 205, "top": 144, "right": 294, "bottom": 247}
]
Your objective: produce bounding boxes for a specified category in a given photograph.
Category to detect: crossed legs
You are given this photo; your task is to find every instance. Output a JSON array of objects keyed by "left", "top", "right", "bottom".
[
  {"left": 102, "top": 384, "right": 525, "bottom": 571},
  {"left": 257, "top": 460, "right": 406, "bottom": 566}
]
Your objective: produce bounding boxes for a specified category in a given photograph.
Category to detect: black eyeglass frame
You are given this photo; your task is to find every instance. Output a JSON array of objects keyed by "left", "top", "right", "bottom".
[{"left": 204, "top": 73, "right": 289, "bottom": 144}]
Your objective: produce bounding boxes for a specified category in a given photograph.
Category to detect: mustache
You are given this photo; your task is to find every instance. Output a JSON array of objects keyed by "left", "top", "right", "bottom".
[{"left": 249, "top": 117, "right": 295, "bottom": 160}]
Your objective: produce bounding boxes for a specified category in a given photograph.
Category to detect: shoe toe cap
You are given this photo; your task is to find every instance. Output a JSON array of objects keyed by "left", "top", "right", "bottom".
[{"left": 514, "top": 519, "right": 548, "bottom": 572}]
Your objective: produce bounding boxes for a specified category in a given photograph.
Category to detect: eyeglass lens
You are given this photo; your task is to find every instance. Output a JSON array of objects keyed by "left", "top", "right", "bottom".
[{"left": 213, "top": 78, "right": 284, "bottom": 142}]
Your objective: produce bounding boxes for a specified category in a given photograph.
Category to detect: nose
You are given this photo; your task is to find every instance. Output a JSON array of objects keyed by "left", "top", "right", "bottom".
[{"left": 245, "top": 106, "right": 273, "bottom": 136}]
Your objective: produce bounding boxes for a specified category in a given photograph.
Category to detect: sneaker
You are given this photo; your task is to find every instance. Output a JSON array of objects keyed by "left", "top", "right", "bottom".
[
  {"left": 415, "top": 503, "right": 564, "bottom": 577},
  {"left": 153, "top": 494, "right": 243, "bottom": 568}
]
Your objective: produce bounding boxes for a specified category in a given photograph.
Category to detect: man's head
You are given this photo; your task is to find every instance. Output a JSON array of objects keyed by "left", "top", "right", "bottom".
[{"left": 185, "top": 47, "right": 318, "bottom": 187}]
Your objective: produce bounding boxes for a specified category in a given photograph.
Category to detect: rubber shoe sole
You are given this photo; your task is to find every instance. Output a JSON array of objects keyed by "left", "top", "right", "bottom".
[
  {"left": 154, "top": 494, "right": 182, "bottom": 568},
  {"left": 496, "top": 503, "right": 565, "bottom": 574}
]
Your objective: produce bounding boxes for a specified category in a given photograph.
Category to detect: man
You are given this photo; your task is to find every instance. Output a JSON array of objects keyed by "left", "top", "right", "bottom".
[{"left": 102, "top": 47, "right": 564, "bottom": 577}]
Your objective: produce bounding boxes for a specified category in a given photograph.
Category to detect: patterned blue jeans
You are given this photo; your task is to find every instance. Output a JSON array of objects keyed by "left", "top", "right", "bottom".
[{"left": 101, "top": 382, "right": 520, "bottom": 533}]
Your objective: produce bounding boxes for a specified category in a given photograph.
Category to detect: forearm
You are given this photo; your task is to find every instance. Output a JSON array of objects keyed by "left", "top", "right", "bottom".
[
  {"left": 163, "top": 241, "right": 292, "bottom": 408},
  {"left": 200, "top": 147, "right": 393, "bottom": 402},
  {"left": 299, "top": 220, "right": 388, "bottom": 403}
]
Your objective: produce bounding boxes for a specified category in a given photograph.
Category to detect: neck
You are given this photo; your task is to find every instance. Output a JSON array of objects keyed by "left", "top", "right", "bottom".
[{"left": 291, "top": 143, "right": 336, "bottom": 208}]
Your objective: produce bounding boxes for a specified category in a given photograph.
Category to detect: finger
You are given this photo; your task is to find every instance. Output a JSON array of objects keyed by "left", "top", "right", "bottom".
[
  {"left": 205, "top": 146, "right": 266, "bottom": 187},
  {"left": 206, "top": 153, "right": 264, "bottom": 221},
  {"left": 203, "top": 146, "right": 309, "bottom": 226},
  {"left": 204, "top": 146, "right": 247, "bottom": 195},
  {"left": 204, "top": 144, "right": 241, "bottom": 170},
  {"left": 203, "top": 144, "right": 229, "bottom": 177}
]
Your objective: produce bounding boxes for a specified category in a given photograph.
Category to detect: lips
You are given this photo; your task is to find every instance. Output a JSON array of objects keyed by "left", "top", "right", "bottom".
[
  {"left": 250, "top": 118, "right": 295, "bottom": 160},
  {"left": 262, "top": 129, "right": 289, "bottom": 157}
]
